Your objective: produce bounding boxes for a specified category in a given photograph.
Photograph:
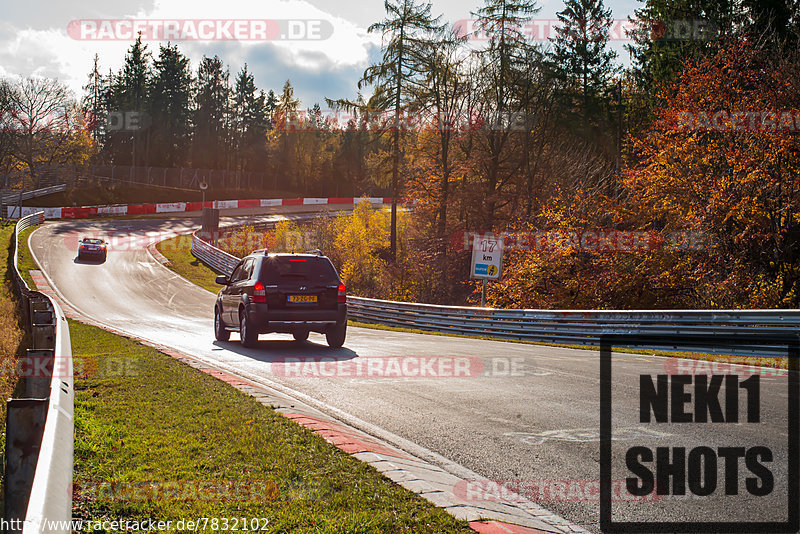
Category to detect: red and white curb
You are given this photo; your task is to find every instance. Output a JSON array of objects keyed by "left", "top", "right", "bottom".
[
  {"left": 146, "top": 242, "right": 171, "bottom": 265},
  {"left": 14, "top": 196, "right": 391, "bottom": 220}
]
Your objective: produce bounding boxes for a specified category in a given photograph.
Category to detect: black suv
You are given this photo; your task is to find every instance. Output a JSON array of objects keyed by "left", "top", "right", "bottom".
[{"left": 214, "top": 251, "right": 347, "bottom": 348}]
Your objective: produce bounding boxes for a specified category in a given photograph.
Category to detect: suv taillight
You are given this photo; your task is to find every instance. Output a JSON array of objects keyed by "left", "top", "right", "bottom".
[
  {"left": 337, "top": 282, "right": 346, "bottom": 303},
  {"left": 253, "top": 281, "right": 266, "bottom": 303}
]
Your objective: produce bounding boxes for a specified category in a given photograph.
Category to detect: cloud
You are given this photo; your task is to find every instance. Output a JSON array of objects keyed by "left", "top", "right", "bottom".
[
  {"left": 0, "top": 0, "right": 635, "bottom": 104},
  {"left": 2, "top": 0, "right": 156, "bottom": 28},
  {"left": 235, "top": 42, "right": 383, "bottom": 106},
  {"left": 0, "top": 0, "right": 378, "bottom": 104},
  {"left": 137, "top": 0, "right": 378, "bottom": 66}
]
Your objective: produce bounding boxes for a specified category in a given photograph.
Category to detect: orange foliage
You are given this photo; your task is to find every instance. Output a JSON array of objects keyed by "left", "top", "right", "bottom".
[
  {"left": 624, "top": 40, "right": 800, "bottom": 307},
  {"left": 487, "top": 41, "right": 800, "bottom": 309}
]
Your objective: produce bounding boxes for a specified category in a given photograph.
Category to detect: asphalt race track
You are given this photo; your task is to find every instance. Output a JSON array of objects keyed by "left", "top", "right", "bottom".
[{"left": 30, "top": 217, "right": 796, "bottom": 532}]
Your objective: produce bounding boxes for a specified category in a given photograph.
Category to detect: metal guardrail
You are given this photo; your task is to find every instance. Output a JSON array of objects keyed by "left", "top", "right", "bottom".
[
  {"left": 5, "top": 212, "right": 73, "bottom": 534},
  {"left": 189, "top": 211, "right": 344, "bottom": 275},
  {"left": 191, "top": 227, "right": 799, "bottom": 358},
  {"left": 2, "top": 185, "right": 67, "bottom": 217},
  {"left": 345, "top": 298, "right": 800, "bottom": 357},
  {"left": 191, "top": 231, "right": 240, "bottom": 275}
]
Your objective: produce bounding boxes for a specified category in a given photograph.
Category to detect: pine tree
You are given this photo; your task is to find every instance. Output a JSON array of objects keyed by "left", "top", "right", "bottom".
[
  {"left": 0, "top": 80, "right": 13, "bottom": 173},
  {"left": 360, "top": 0, "right": 444, "bottom": 261},
  {"left": 742, "top": 0, "right": 796, "bottom": 46},
  {"left": 626, "top": 0, "right": 722, "bottom": 98},
  {"left": 233, "top": 65, "right": 257, "bottom": 171},
  {"left": 548, "top": 0, "right": 617, "bottom": 133},
  {"left": 193, "top": 55, "right": 230, "bottom": 169},
  {"left": 150, "top": 43, "right": 193, "bottom": 167},
  {"left": 81, "top": 54, "right": 105, "bottom": 146},
  {"left": 277, "top": 80, "right": 300, "bottom": 113},
  {"left": 109, "top": 35, "right": 151, "bottom": 166},
  {"left": 265, "top": 90, "right": 277, "bottom": 130},
  {"left": 232, "top": 66, "right": 269, "bottom": 172},
  {"left": 415, "top": 26, "right": 468, "bottom": 242},
  {"left": 475, "top": 0, "right": 540, "bottom": 100},
  {"left": 276, "top": 80, "right": 301, "bottom": 187}
]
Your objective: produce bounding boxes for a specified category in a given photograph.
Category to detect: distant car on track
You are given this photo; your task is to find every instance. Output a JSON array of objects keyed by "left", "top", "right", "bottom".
[
  {"left": 78, "top": 237, "right": 108, "bottom": 261},
  {"left": 214, "top": 251, "right": 347, "bottom": 349}
]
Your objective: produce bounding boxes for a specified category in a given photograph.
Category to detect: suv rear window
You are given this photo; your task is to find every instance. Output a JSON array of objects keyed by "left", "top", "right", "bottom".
[{"left": 259, "top": 256, "right": 339, "bottom": 285}]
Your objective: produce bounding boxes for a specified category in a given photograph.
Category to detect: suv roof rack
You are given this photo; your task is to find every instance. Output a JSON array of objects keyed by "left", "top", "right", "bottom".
[{"left": 304, "top": 248, "right": 323, "bottom": 256}]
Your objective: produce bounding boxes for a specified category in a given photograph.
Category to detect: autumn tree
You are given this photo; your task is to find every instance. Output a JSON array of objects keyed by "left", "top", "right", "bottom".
[
  {"left": 471, "top": 0, "right": 540, "bottom": 228},
  {"left": 624, "top": 41, "right": 800, "bottom": 307},
  {"left": 5, "top": 77, "right": 94, "bottom": 182}
]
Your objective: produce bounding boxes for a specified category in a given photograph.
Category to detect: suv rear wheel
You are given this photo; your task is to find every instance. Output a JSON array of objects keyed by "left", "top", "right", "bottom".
[
  {"left": 214, "top": 307, "right": 229, "bottom": 342},
  {"left": 239, "top": 310, "right": 258, "bottom": 348},
  {"left": 326, "top": 323, "right": 346, "bottom": 349}
]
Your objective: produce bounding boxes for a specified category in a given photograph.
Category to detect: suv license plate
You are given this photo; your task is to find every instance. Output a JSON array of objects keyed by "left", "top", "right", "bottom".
[{"left": 288, "top": 295, "right": 317, "bottom": 303}]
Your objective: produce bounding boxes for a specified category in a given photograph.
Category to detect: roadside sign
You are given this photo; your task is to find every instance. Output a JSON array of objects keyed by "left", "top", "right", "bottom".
[
  {"left": 199, "top": 181, "right": 209, "bottom": 206},
  {"left": 470, "top": 235, "right": 503, "bottom": 280}
]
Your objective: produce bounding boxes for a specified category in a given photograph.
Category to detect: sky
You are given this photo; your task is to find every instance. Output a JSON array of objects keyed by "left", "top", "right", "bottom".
[{"left": 0, "top": 0, "right": 640, "bottom": 108}]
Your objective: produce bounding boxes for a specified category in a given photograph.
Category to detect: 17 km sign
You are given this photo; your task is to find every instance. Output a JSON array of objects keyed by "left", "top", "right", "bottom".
[{"left": 471, "top": 235, "right": 503, "bottom": 280}]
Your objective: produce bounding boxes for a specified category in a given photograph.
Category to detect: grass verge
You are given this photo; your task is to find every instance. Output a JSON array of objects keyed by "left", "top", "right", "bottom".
[
  {"left": 16, "top": 226, "right": 38, "bottom": 288},
  {"left": 156, "top": 235, "right": 223, "bottom": 294},
  {"left": 70, "top": 319, "right": 472, "bottom": 532},
  {"left": 154, "top": 235, "right": 788, "bottom": 370}
]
